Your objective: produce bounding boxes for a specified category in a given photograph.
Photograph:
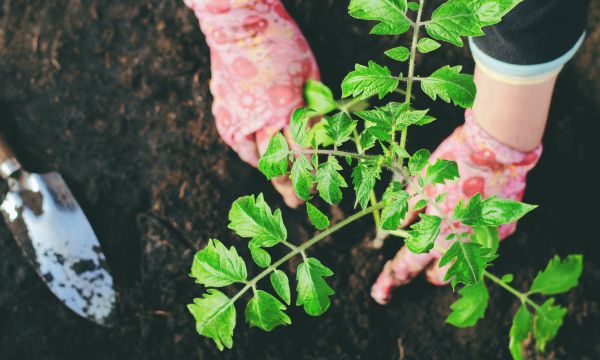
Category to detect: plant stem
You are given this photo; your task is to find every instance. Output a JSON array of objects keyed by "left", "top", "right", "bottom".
[
  {"left": 484, "top": 272, "right": 541, "bottom": 311},
  {"left": 290, "top": 149, "right": 371, "bottom": 160},
  {"left": 399, "top": 0, "right": 425, "bottom": 166},
  {"left": 229, "top": 203, "right": 385, "bottom": 305}
]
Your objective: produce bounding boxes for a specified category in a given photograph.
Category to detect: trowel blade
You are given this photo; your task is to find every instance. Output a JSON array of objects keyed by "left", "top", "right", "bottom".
[{"left": 1, "top": 171, "right": 115, "bottom": 326}]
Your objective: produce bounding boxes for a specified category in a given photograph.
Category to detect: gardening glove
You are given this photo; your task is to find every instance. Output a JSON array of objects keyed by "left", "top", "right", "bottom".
[
  {"left": 371, "top": 109, "right": 542, "bottom": 305},
  {"left": 184, "top": 0, "right": 320, "bottom": 208}
]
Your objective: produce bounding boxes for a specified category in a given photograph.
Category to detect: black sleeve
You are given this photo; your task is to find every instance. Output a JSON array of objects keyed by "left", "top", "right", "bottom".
[{"left": 471, "top": 0, "right": 589, "bottom": 65}]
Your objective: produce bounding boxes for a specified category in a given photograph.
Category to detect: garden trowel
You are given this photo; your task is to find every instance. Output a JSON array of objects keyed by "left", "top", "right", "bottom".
[{"left": 0, "top": 133, "right": 115, "bottom": 326}]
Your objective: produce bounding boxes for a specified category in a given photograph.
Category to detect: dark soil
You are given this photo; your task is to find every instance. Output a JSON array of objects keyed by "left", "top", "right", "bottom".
[{"left": 1, "top": 1, "right": 599, "bottom": 359}]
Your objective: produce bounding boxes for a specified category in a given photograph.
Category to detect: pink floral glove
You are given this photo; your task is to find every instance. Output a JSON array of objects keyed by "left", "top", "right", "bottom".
[
  {"left": 371, "top": 110, "right": 542, "bottom": 304},
  {"left": 184, "top": 0, "right": 320, "bottom": 167}
]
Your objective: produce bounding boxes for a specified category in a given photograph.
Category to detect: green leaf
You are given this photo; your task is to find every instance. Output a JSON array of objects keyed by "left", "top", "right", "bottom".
[
  {"left": 290, "top": 155, "right": 314, "bottom": 201},
  {"left": 533, "top": 299, "right": 567, "bottom": 352},
  {"left": 341, "top": 61, "right": 399, "bottom": 100},
  {"left": 501, "top": 273, "right": 514, "bottom": 283},
  {"left": 454, "top": 194, "right": 537, "bottom": 227},
  {"left": 228, "top": 193, "right": 287, "bottom": 248},
  {"left": 306, "top": 202, "right": 331, "bottom": 230},
  {"left": 529, "top": 255, "right": 583, "bottom": 296},
  {"left": 324, "top": 112, "right": 358, "bottom": 146},
  {"left": 424, "top": 0, "right": 517, "bottom": 47},
  {"left": 305, "top": 79, "right": 337, "bottom": 114},
  {"left": 316, "top": 156, "right": 348, "bottom": 205},
  {"left": 446, "top": 281, "right": 489, "bottom": 328},
  {"left": 420, "top": 65, "right": 476, "bottom": 108},
  {"left": 270, "top": 270, "right": 291, "bottom": 305},
  {"left": 407, "top": 1, "right": 419, "bottom": 11},
  {"left": 290, "top": 108, "right": 319, "bottom": 147},
  {"left": 351, "top": 157, "right": 383, "bottom": 209},
  {"left": 470, "top": 226, "right": 499, "bottom": 255},
  {"left": 390, "top": 143, "right": 410, "bottom": 160},
  {"left": 360, "top": 129, "right": 377, "bottom": 150},
  {"left": 396, "top": 109, "right": 436, "bottom": 127},
  {"left": 258, "top": 132, "right": 290, "bottom": 179},
  {"left": 384, "top": 46, "right": 410, "bottom": 61},
  {"left": 309, "top": 119, "right": 335, "bottom": 147},
  {"left": 509, "top": 304, "right": 532, "bottom": 360},
  {"left": 408, "top": 149, "right": 430, "bottom": 175},
  {"left": 440, "top": 241, "right": 496, "bottom": 288},
  {"left": 426, "top": 158, "right": 459, "bottom": 185},
  {"left": 245, "top": 290, "right": 291, "bottom": 331},
  {"left": 381, "top": 181, "right": 409, "bottom": 230},
  {"left": 296, "top": 258, "right": 335, "bottom": 316},
  {"left": 417, "top": 38, "right": 442, "bottom": 53},
  {"left": 405, "top": 214, "right": 441, "bottom": 253},
  {"left": 355, "top": 108, "right": 394, "bottom": 142},
  {"left": 191, "top": 239, "right": 247, "bottom": 287},
  {"left": 188, "top": 289, "right": 236, "bottom": 351},
  {"left": 249, "top": 243, "right": 271, "bottom": 268},
  {"left": 348, "top": 0, "right": 411, "bottom": 35}
]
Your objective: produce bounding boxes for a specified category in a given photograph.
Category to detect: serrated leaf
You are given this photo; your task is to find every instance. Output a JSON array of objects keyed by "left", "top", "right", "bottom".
[
  {"left": 360, "top": 129, "right": 377, "bottom": 150},
  {"left": 529, "top": 255, "right": 583, "bottom": 296},
  {"left": 471, "top": 226, "right": 499, "bottom": 254},
  {"left": 305, "top": 79, "right": 337, "bottom": 114},
  {"left": 413, "top": 198, "right": 427, "bottom": 210},
  {"left": 348, "top": 0, "right": 411, "bottom": 35},
  {"left": 454, "top": 194, "right": 537, "bottom": 227},
  {"left": 290, "top": 155, "right": 314, "bottom": 201},
  {"left": 409, "top": 149, "right": 430, "bottom": 175},
  {"left": 316, "top": 156, "right": 348, "bottom": 205},
  {"left": 228, "top": 193, "right": 287, "bottom": 248},
  {"left": 533, "top": 299, "right": 567, "bottom": 352},
  {"left": 424, "top": 0, "right": 516, "bottom": 47},
  {"left": 188, "top": 289, "right": 236, "bottom": 351},
  {"left": 306, "top": 202, "right": 331, "bottom": 230},
  {"left": 258, "top": 132, "right": 290, "bottom": 179},
  {"left": 406, "top": 214, "right": 441, "bottom": 253},
  {"left": 426, "top": 158, "right": 459, "bottom": 184},
  {"left": 249, "top": 243, "right": 271, "bottom": 268},
  {"left": 509, "top": 304, "right": 533, "bottom": 360},
  {"left": 191, "top": 239, "right": 247, "bottom": 287},
  {"left": 417, "top": 38, "right": 441, "bottom": 53},
  {"left": 381, "top": 181, "right": 409, "bottom": 230},
  {"left": 446, "top": 281, "right": 489, "bottom": 328},
  {"left": 396, "top": 108, "right": 436, "bottom": 128},
  {"left": 245, "top": 290, "right": 291, "bottom": 331},
  {"left": 440, "top": 241, "right": 496, "bottom": 288},
  {"left": 324, "top": 112, "right": 358, "bottom": 146},
  {"left": 290, "top": 108, "right": 319, "bottom": 147},
  {"left": 352, "top": 157, "right": 383, "bottom": 209},
  {"left": 309, "top": 119, "right": 335, "bottom": 147},
  {"left": 390, "top": 143, "right": 410, "bottom": 160},
  {"left": 341, "top": 61, "right": 399, "bottom": 100},
  {"left": 435, "top": 192, "right": 448, "bottom": 203},
  {"left": 296, "top": 258, "right": 335, "bottom": 316},
  {"left": 385, "top": 46, "right": 410, "bottom": 61},
  {"left": 420, "top": 65, "right": 476, "bottom": 108},
  {"left": 270, "top": 270, "right": 291, "bottom": 305}
]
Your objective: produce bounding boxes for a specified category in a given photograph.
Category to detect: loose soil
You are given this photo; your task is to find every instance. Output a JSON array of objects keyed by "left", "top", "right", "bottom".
[{"left": 1, "top": 1, "right": 599, "bottom": 359}]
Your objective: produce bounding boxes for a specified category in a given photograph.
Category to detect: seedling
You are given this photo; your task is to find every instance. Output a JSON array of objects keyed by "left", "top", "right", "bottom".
[{"left": 188, "top": 1, "right": 583, "bottom": 358}]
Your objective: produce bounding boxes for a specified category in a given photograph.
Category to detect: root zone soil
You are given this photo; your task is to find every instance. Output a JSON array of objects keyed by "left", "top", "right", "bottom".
[{"left": 0, "top": 1, "right": 599, "bottom": 359}]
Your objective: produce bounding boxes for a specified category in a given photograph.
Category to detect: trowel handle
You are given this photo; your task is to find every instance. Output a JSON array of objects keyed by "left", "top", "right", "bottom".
[{"left": 0, "top": 133, "right": 21, "bottom": 179}]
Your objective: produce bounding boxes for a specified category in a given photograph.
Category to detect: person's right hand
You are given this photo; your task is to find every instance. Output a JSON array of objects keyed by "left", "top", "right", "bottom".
[
  {"left": 371, "top": 110, "right": 542, "bottom": 305},
  {"left": 185, "top": 0, "right": 320, "bottom": 208}
]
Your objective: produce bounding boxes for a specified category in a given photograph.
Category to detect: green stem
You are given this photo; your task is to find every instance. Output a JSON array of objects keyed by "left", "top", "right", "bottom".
[
  {"left": 399, "top": 0, "right": 425, "bottom": 166},
  {"left": 229, "top": 203, "right": 385, "bottom": 304},
  {"left": 484, "top": 272, "right": 541, "bottom": 311},
  {"left": 291, "top": 149, "right": 371, "bottom": 160}
]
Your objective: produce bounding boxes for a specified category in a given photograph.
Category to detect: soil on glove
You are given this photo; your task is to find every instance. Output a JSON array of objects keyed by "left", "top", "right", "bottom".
[{"left": 1, "top": 1, "right": 599, "bottom": 359}]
